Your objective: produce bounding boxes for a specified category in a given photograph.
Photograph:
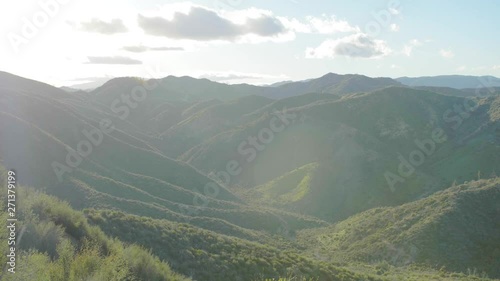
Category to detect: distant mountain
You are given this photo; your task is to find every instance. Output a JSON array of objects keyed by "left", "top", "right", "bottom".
[
  {"left": 89, "top": 73, "right": 402, "bottom": 103},
  {"left": 397, "top": 75, "right": 500, "bottom": 89},
  {"left": 269, "top": 73, "right": 402, "bottom": 99},
  {"left": 0, "top": 70, "right": 69, "bottom": 99},
  {"left": 90, "top": 75, "right": 275, "bottom": 103},
  {"left": 60, "top": 86, "right": 82, "bottom": 92},
  {"left": 65, "top": 77, "right": 113, "bottom": 91}
]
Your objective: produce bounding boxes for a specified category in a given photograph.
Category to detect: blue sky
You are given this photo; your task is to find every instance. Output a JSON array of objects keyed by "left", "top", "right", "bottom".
[{"left": 0, "top": 0, "right": 499, "bottom": 86}]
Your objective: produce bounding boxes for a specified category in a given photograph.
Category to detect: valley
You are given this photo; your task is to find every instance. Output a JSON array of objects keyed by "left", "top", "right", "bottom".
[{"left": 0, "top": 71, "right": 498, "bottom": 280}]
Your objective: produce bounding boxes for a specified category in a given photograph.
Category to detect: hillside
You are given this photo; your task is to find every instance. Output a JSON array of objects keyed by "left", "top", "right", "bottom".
[
  {"left": 158, "top": 95, "right": 274, "bottom": 157},
  {"left": 0, "top": 72, "right": 327, "bottom": 240},
  {"left": 296, "top": 178, "right": 500, "bottom": 278},
  {"left": 86, "top": 209, "right": 381, "bottom": 281},
  {"left": 181, "top": 87, "right": 500, "bottom": 221},
  {"left": 0, "top": 165, "right": 190, "bottom": 281},
  {"left": 267, "top": 73, "right": 402, "bottom": 99}
]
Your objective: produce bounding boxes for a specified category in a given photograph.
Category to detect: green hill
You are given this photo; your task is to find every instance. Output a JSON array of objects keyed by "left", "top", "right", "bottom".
[
  {"left": 0, "top": 165, "right": 189, "bottom": 281},
  {"left": 86, "top": 208, "right": 381, "bottom": 281},
  {"left": 244, "top": 162, "right": 318, "bottom": 206},
  {"left": 296, "top": 178, "right": 500, "bottom": 278},
  {"left": 180, "top": 87, "right": 500, "bottom": 221}
]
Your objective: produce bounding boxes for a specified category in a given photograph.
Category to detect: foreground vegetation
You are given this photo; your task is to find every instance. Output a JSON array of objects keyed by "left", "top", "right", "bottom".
[{"left": 0, "top": 165, "right": 189, "bottom": 281}]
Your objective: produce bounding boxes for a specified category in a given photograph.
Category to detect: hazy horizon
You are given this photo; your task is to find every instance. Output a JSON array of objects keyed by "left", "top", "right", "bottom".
[
  {"left": 4, "top": 69, "right": 500, "bottom": 89},
  {"left": 1, "top": 0, "right": 499, "bottom": 87}
]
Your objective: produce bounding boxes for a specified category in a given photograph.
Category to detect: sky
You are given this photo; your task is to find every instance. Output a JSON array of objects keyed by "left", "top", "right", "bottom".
[{"left": 1, "top": 0, "right": 499, "bottom": 87}]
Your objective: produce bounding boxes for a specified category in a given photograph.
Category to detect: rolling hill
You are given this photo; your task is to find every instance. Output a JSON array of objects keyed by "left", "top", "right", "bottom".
[
  {"left": 1, "top": 71, "right": 499, "bottom": 280},
  {"left": 296, "top": 178, "right": 500, "bottom": 278},
  {"left": 0, "top": 165, "right": 190, "bottom": 281},
  {"left": 181, "top": 86, "right": 500, "bottom": 222}
]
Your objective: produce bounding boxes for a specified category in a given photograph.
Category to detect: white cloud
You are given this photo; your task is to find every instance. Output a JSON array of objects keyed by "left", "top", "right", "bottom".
[
  {"left": 122, "top": 45, "right": 184, "bottom": 52},
  {"left": 402, "top": 46, "right": 412, "bottom": 57},
  {"left": 79, "top": 18, "right": 128, "bottom": 34},
  {"left": 492, "top": 65, "right": 500, "bottom": 70},
  {"left": 136, "top": 4, "right": 361, "bottom": 44},
  {"left": 401, "top": 39, "right": 422, "bottom": 56},
  {"left": 306, "top": 33, "right": 391, "bottom": 59},
  {"left": 307, "top": 15, "right": 360, "bottom": 33},
  {"left": 457, "top": 65, "right": 466, "bottom": 71},
  {"left": 410, "top": 39, "right": 422, "bottom": 45},
  {"left": 86, "top": 56, "right": 142, "bottom": 65},
  {"left": 277, "top": 17, "right": 311, "bottom": 33},
  {"left": 70, "top": 3, "right": 359, "bottom": 48},
  {"left": 222, "top": 7, "right": 275, "bottom": 23},
  {"left": 389, "top": 23, "right": 400, "bottom": 32},
  {"left": 440, "top": 49, "right": 455, "bottom": 58},
  {"left": 280, "top": 15, "right": 359, "bottom": 34},
  {"left": 137, "top": 5, "right": 288, "bottom": 42},
  {"left": 389, "top": 7, "right": 400, "bottom": 15}
]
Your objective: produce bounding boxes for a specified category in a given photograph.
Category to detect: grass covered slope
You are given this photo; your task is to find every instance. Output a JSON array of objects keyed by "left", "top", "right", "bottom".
[
  {"left": 0, "top": 165, "right": 189, "bottom": 281},
  {"left": 85, "top": 209, "right": 382, "bottom": 281},
  {"left": 159, "top": 95, "right": 274, "bottom": 158},
  {"left": 244, "top": 162, "right": 318, "bottom": 206},
  {"left": 296, "top": 178, "right": 500, "bottom": 278},
  {"left": 181, "top": 87, "right": 499, "bottom": 222}
]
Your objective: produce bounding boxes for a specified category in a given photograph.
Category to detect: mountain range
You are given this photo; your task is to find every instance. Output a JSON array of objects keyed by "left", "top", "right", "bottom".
[
  {"left": 396, "top": 75, "right": 500, "bottom": 89},
  {"left": 1, "top": 70, "right": 499, "bottom": 280}
]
